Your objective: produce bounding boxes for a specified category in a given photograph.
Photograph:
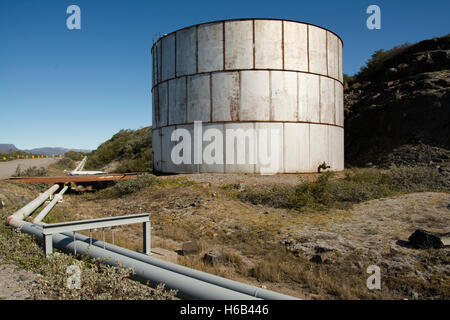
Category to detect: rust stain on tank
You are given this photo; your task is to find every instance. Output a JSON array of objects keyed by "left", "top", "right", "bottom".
[{"left": 229, "top": 90, "right": 240, "bottom": 121}]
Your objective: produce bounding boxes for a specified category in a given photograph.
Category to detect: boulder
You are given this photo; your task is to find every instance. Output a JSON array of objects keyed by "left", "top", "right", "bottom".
[
  {"left": 408, "top": 229, "right": 450, "bottom": 249},
  {"left": 202, "top": 249, "right": 223, "bottom": 265},
  {"left": 180, "top": 241, "right": 200, "bottom": 256}
]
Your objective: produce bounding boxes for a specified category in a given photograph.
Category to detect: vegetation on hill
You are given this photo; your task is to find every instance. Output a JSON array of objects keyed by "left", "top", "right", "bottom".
[
  {"left": 64, "top": 150, "right": 86, "bottom": 161},
  {"left": 85, "top": 127, "right": 152, "bottom": 173},
  {"left": 236, "top": 166, "right": 449, "bottom": 212},
  {"left": 344, "top": 33, "right": 449, "bottom": 85},
  {"left": 344, "top": 33, "right": 450, "bottom": 167}
]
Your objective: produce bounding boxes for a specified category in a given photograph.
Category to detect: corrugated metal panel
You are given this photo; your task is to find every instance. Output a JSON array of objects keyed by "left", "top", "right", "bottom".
[
  {"left": 168, "top": 78, "right": 187, "bottom": 125},
  {"left": 255, "top": 122, "right": 284, "bottom": 174},
  {"left": 308, "top": 26, "right": 327, "bottom": 76},
  {"left": 161, "top": 34, "right": 175, "bottom": 81},
  {"left": 284, "top": 123, "right": 310, "bottom": 173},
  {"left": 240, "top": 71, "right": 270, "bottom": 121},
  {"left": 320, "top": 76, "right": 335, "bottom": 124},
  {"left": 224, "top": 20, "right": 253, "bottom": 70},
  {"left": 283, "top": 22, "right": 308, "bottom": 72},
  {"left": 176, "top": 27, "right": 197, "bottom": 77},
  {"left": 270, "top": 71, "right": 297, "bottom": 121},
  {"left": 298, "top": 73, "right": 320, "bottom": 122},
  {"left": 152, "top": 129, "right": 162, "bottom": 172},
  {"left": 161, "top": 126, "right": 173, "bottom": 173},
  {"left": 335, "top": 81, "right": 344, "bottom": 126},
  {"left": 187, "top": 74, "right": 211, "bottom": 123},
  {"left": 212, "top": 72, "right": 240, "bottom": 121},
  {"left": 166, "top": 124, "right": 196, "bottom": 173},
  {"left": 155, "top": 41, "right": 162, "bottom": 84},
  {"left": 328, "top": 125, "right": 344, "bottom": 170},
  {"left": 151, "top": 47, "right": 155, "bottom": 87},
  {"left": 254, "top": 20, "right": 282, "bottom": 69},
  {"left": 158, "top": 82, "right": 168, "bottom": 127},
  {"left": 224, "top": 122, "right": 256, "bottom": 173},
  {"left": 337, "top": 126, "right": 344, "bottom": 170},
  {"left": 327, "top": 32, "right": 339, "bottom": 80},
  {"left": 200, "top": 123, "right": 225, "bottom": 173},
  {"left": 198, "top": 23, "right": 223, "bottom": 73},
  {"left": 152, "top": 87, "right": 157, "bottom": 128},
  {"left": 309, "top": 124, "right": 329, "bottom": 172}
]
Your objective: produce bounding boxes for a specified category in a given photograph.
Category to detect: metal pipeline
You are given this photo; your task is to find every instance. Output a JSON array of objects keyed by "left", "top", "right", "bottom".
[
  {"left": 72, "top": 156, "right": 87, "bottom": 173},
  {"left": 66, "top": 232, "right": 298, "bottom": 300},
  {"left": 19, "top": 222, "right": 261, "bottom": 300},
  {"left": 6, "top": 184, "right": 60, "bottom": 228},
  {"left": 33, "top": 186, "right": 68, "bottom": 225}
]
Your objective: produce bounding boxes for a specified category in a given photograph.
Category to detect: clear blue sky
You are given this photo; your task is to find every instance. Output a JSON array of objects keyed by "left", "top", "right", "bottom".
[{"left": 0, "top": 0, "right": 448, "bottom": 150}]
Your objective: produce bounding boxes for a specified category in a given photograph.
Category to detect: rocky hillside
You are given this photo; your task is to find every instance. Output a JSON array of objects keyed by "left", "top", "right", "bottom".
[{"left": 344, "top": 34, "right": 449, "bottom": 168}]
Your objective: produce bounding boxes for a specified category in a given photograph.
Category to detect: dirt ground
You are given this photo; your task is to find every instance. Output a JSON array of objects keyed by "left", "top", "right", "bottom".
[
  {"left": 0, "top": 158, "right": 56, "bottom": 179},
  {"left": 1, "top": 173, "right": 449, "bottom": 300},
  {"left": 0, "top": 260, "right": 41, "bottom": 300}
]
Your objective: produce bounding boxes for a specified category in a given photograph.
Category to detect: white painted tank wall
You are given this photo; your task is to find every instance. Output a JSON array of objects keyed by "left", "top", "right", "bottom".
[{"left": 151, "top": 19, "right": 344, "bottom": 173}]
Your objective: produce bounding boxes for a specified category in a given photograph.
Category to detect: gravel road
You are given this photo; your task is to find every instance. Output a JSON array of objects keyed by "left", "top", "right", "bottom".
[{"left": 0, "top": 158, "right": 56, "bottom": 179}]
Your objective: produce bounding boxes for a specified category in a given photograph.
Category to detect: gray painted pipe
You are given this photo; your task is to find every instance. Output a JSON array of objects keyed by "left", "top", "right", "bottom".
[
  {"left": 7, "top": 184, "right": 60, "bottom": 228},
  {"left": 33, "top": 186, "right": 68, "bottom": 224},
  {"left": 19, "top": 222, "right": 260, "bottom": 300},
  {"left": 66, "top": 232, "right": 299, "bottom": 300}
]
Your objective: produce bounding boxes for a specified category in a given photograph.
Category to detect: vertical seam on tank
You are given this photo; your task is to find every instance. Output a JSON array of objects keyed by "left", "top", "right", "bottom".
[
  {"left": 223, "top": 122, "right": 226, "bottom": 173},
  {"left": 308, "top": 123, "right": 311, "bottom": 171},
  {"left": 296, "top": 72, "right": 299, "bottom": 121},
  {"left": 238, "top": 71, "right": 242, "bottom": 121},
  {"left": 185, "top": 77, "right": 188, "bottom": 122},
  {"left": 269, "top": 71, "right": 272, "bottom": 121},
  {"left": 326, "top": 31, "right": 329, "bottom": 77},
  {"left": 318, "top": 76, "right": 322, "bottom": 122},
  {"left": 174, "top": 32, "right": 177, "bottom": 77},
  {"left": 283, "top": 122, "right": 286, "bottom": 173},
  {"left": 252, "top": 20, "right": 256, "bottom": 69},
  {"left": 333, "top": 80, "right": 336, "bottom": 125},
  {"left": 210, "top": 73, "right": 213, "bottom": 122},
  {"left": 253, "top": 122, "right": 256, "bottom": 173},
  {"left": 222, "top": 21, "right": 226, "bottom": 70},
  {"left": 307, "top": 25, "right": 310, "bottom": 73},
  {"left": 196, "top": 26, "right": 199, "bottom": 73},
  {"left": 281, "top": 21, "right": 285, "bottom": 70},
  {"left": 160, "top": 40, "right": 163, "bottom": 82},
  {"left": 166, "top": 82, "right": 169, "bottom": 126}
]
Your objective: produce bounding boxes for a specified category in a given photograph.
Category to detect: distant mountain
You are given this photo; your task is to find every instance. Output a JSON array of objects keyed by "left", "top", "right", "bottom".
[
  {"left": 0, "top": 144, "right": 19, "bottom": 152},
  {"left": 23, "top": 147, "right": 91, "bottom": 156},
  {"left": 0, "top": 144, "right": 90, "bottom": 156}
]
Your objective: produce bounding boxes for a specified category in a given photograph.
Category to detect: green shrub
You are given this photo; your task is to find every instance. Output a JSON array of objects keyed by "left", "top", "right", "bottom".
[
  {"left": 85, "top": 127, "right": 152, "bottom": 173},
  {"left": 239, "top": 167, "right": 448, "bottom": 212},
  {"left": 64, "top": 150, "right": 85, "bottom": 161},
  {"left": 356, "top": 43, "right": 412, "bottom": 81},
  {"left": 13, "top": 165, "right": 47, "bottom": 177},
  {"left": 49, "top": 157, "right": 76, "bottom": 170}
]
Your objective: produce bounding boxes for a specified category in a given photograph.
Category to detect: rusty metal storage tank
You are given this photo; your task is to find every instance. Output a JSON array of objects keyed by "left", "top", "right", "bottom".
[{"left": 151, "top": 18, "right": 344, "bottom": 174}]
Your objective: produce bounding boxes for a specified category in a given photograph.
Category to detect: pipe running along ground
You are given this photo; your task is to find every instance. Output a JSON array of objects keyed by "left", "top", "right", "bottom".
[
  {"left": 19, "top": 222, "right": 262, "bottom": 300},
  {"left": 65, "top": 232, "right": 298, "bottom": 300}
]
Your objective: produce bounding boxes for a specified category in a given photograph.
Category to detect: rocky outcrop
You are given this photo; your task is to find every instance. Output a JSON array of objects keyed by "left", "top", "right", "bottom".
[
  {"left": 408, "top": 229, "right": 450, "bottom": 249},
  {"left": 345, "top": 35, "right": 450, "bottom": 167}
]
